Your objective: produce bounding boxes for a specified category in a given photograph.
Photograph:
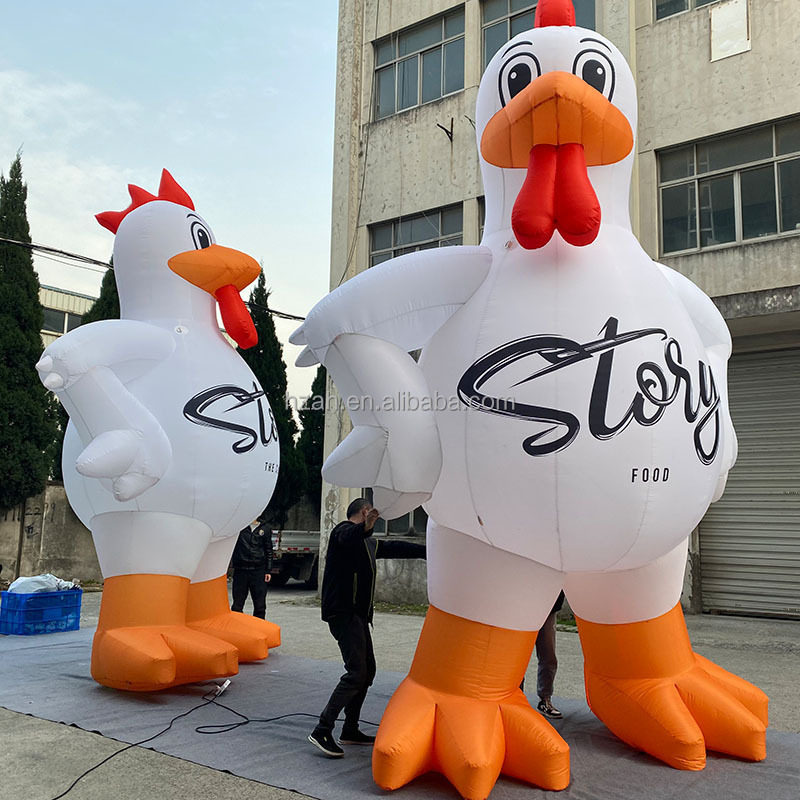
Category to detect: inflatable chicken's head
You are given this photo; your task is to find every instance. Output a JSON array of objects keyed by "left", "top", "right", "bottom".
[
  {"left": 476, "top": 0, "right": 637, "bottom": 249},
  {"left": 97, "top": 169, "right": 260, "bottom": 348}
]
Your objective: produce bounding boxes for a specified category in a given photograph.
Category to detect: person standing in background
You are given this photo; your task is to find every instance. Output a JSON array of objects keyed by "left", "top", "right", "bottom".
[{"left": 230, "top": 518, "right": 273, "bottom": 619}]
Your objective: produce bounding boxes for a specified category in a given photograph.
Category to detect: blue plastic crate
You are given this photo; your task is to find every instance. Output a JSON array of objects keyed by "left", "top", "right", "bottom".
[{"left": 0, "top": 588, "right": 82, "bottom": 635}]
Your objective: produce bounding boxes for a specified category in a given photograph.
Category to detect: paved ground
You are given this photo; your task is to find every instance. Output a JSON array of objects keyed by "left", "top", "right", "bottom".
[{"left": 3, "top": 582, "right": 799, "bottom": 799}]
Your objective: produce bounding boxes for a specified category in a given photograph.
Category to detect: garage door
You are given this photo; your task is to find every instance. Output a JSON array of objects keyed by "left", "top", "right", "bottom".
[{"left": 699, "top": 348, "right": 800, "bottom": 617}]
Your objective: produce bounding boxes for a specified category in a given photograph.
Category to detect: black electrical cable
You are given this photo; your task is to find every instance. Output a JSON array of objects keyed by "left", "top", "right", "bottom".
[
  {"left": 47, "top": 683, "right": 379, "bottom": 800},
  {"left": 0, "top": 235, "right": 307, "bottom": 322},
  {"left": 48, "top": 687, "right": 220, "bottom": 800}
]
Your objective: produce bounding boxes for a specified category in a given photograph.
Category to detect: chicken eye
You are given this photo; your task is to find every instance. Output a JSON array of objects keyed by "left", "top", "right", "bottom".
[
  {"left": 191, "top": 221, "right": 212, "bottom": 250},
  {"left": 572, "top": 49, "right": 615, "bottom": 100},
  {"left": 498, "top": 52, "right": 541, "bottom": 107}
]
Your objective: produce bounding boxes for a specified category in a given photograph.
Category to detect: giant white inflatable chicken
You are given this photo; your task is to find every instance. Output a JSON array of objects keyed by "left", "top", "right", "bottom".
[
  {"left": 37, "top": 170, "right": 280, "bottom": 691},
  {"left": 292, "top": 1, "right": 767, "bottom": 797}
]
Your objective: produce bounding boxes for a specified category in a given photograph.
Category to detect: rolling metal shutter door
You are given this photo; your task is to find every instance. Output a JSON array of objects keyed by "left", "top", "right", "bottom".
[{"left": 699, "top": 349, "right": 800, "bottom": 617}]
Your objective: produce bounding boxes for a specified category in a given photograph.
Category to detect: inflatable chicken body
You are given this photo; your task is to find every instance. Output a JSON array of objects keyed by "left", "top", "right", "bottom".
[
  {"left": 292, "top": 1, "right": 767, "bottom": 796},
  {"left": 37, "top": 170, "right": 280, "bottom": 691}
]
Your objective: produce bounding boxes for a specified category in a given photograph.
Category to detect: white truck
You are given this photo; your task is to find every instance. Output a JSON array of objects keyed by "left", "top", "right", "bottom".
[{"left": 270, "top": 529, "right": 320, "bottom": 588}]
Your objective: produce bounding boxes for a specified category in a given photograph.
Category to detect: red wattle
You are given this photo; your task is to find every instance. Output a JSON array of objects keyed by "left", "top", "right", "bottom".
[
  {"left": 215, "top": 283, "right": 258, "bottom": 349},
  {"left": 553, "top": 143, "right": 601, "bottom": 246},
  {"left": 512, "top": 144, "right": 558, "bottom": 250},
  {"left": 511, "top": 142, "right": 601, "bottom": 251}
]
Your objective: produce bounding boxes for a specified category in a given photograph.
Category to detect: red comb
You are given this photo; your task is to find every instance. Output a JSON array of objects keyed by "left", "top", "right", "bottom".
[
  {"left": 96, "top": 169, "right": 195, "bottom": 234},
  {"left": 534, "top": 0, "right": 576, "bottom": 27}
]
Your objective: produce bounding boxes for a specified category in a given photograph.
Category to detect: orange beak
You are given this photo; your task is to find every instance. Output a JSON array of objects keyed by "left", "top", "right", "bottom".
[
  {"left": 480, "top": 71, "right": 633, "bottom": 168},
  {"left": 168, "top": 244, "right": 261, "bottom": 348},
  {"left": 480, "top": 72, "right": 634, "bottom": 250}
]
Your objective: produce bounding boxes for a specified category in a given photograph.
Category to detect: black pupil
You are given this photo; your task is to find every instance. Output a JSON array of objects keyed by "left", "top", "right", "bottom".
[
  {"left": 508, "top": 63, "right": 532, "bottom": 99},
  {"left": 196, "top": 228, "right": 210, "bottom": 249},
  {"left": 582, "top": 60, "right": 606, "bottom": 93}
]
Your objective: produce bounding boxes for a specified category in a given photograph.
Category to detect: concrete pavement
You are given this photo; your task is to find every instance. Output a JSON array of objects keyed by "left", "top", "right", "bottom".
[{"left": 3, "top": 583, "right": 799, "bottom": 799}]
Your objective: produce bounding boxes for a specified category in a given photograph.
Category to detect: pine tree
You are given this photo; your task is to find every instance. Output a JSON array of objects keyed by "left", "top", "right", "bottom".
[
  {"left": 238, "top": 271, "right": 305, "bottom": 529},
  {"left": 51, "top": 262, "right": 118, "bottom": 479},
  {"left": 0, "top": 154, "right": 59, "bottom": 510},
  {"left": 297, "top": 365, "right": 327, "bottom": 515}
]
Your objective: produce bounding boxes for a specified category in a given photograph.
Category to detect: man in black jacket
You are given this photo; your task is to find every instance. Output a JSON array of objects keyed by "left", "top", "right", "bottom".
[
  {"left": 230, "top": 519, "right": 273, "bottom": 619},
  {"left": 308, "top": 498, "right": 426, "bottom": 758}
]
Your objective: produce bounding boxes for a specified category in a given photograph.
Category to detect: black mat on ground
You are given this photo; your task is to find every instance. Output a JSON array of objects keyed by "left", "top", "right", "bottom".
[{"left": 1, "top": 627, "right": 798, "bottom": 800}]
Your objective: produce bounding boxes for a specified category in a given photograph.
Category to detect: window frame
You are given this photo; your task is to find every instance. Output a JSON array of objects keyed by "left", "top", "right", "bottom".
[
  {"left": 655, "top": 0, "right": 723, "bottom": 23},
  {"left": 481, "top": 1, "right": 596, "bottom": 68},
  {"left": 658, "top": 119, "right": 800, "bottom": 257},
  {"left": 369, "top": 204, "right": 464, "bottom": 266},
  {"left": 374, "top": 8, "right": 466, "bottom": 121}
]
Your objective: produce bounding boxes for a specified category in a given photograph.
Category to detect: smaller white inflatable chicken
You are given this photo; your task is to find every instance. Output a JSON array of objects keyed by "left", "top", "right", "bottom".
[
  {"left": 292, "top": 1, "right": 767, "bottom": 797},
  {"left": 37, "top": 170, "right": 280, "bottom": 691}
]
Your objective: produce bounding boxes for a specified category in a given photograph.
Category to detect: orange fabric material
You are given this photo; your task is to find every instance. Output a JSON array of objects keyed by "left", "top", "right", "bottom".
[
  {"left": 186, "top": 575, "right": 280, "bottom": 660},
  {"left": 373, "top": 605, "right": 569, "bottom": 798},
  {"left": 91, "top": 574, "right": 238, "bottom": 692},
  {"left": 576, "top": 604, "right": 768, "bottom": 769},
  {"left": 408, "top": 605, "right": 536, "bottom": 698},
  {"left": 167, "top": 244, "right": 260, "bottom": 294},
  {"left": 577, "top": 603, "right": 695, "bottom": 679},
  {"left": 480, "top": 71, "right": 633, "bottom": 169},
  {"left": 168, "top": 244, "right": 260, "bottom": 348}
]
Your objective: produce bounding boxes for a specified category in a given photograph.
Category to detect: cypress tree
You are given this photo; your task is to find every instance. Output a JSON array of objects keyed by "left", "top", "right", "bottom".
[
  {"left": 51, "top": 262, "right": 118, "bottom": 479},
  {"left": 297, "top": 365, "right": 327, "bottom": 515},
  {"left": 81, "top": 262, "right": 119, "bottom": 324},
  {"left": 238, "top": 270, "right": 305, "bottom": 529},
  {"left": 0, "top": 154, "right": 59, "bottom": 509}
]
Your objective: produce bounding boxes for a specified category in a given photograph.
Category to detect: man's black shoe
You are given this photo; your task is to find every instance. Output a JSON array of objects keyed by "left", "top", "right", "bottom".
[
  {"left": 308, "top": 727, "right": 344, "bottom": 757},
  {"left": 537, "top": 697, "right": 563, "bottom": 719},
  {"left": 339, "top": 729, "right": 376, "bottom": 745}
]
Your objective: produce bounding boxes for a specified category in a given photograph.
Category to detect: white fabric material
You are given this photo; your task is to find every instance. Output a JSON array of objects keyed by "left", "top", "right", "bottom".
[
  {"left": 564, "top": 540, "right": 689, "bottom": 624},
  {"left": 38, "top": 193, "right": 278, "bottom": 582},
  {"left": 427, "top": 520, "right": 564, "bottom": 631},
  {"left": 321, "top": 333, "right": 442, "bottom": 519},
  {"left": 290, "top": 246, "right": 492, "bottom": 363},
  {"left": 296, "top": 24, "right": 736, "bottom": 624},
  {"left": 91, "top": 511, "right": 213, "bottom": 579}
]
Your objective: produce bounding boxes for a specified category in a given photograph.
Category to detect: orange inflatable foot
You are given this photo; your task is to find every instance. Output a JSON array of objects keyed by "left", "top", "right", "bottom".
[
  {"left": 576, "top": 603, "right": 768, "bottom": 769},
  {"left": 92, "top": 574, "right": 238, "bottom": 691},
  {"left": 372, "top": 606, "right": 569, "bottom": 800},
  {"left": 186, "top": 575, "right": 281, "bottom": 661}
]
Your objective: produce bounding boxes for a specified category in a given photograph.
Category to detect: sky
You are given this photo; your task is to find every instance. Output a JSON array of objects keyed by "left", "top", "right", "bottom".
[{"left": 0, "top": 0, "right": 338, "bottom": 403}]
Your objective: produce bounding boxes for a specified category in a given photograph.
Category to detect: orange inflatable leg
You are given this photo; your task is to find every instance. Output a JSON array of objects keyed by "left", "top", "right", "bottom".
[
  {"left": 92, "top": 574, "right": 238, "bottom": 691},
  {"left": 186, "top": 575, "right": 281, "bottom": 660},
  {"left": 373, "top": 605, "right": 569, "bottom": 799},
  {"left": 576, "top": 603, "right": 768, "bottom": 769}
]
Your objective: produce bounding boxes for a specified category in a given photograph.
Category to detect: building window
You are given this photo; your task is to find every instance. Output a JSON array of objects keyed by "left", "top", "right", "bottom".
[
  {"left": 374, "top": 9, "right": 465, "bottom": 120},
  {"left": 42, "top": 308, "right": 82, "bottom": 335},
  {"left": 659, "top": 118, "right": 800, "bottom": 255},
  {"left": 655, "top": 0, "right": 718, "bottom": 22},
  {"left": 370, "top": 204, "right": 463, "bottom": 266},
  {"left": 482, "top": 0, "right": 595, "bottom": 67}
]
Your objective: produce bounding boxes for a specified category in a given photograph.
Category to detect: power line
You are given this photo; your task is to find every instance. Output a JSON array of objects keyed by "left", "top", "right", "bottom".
[
  {"left": 0, "top": 236, "right": 112, "bottom": 269},
  {"left": 0, "top": 236, "right": 306, "bottom": 322}
]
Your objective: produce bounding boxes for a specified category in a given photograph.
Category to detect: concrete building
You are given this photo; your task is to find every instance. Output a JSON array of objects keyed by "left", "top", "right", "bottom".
[
  {"left": 39, "top": 284, "right": 95, "bottom": 348},
  {"left": 323, "top": 0, "right": 800, "bottom": 616}
]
